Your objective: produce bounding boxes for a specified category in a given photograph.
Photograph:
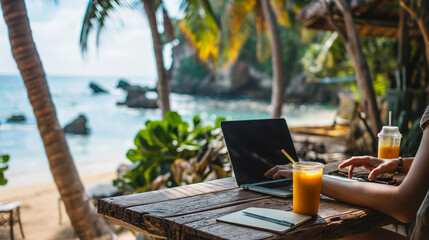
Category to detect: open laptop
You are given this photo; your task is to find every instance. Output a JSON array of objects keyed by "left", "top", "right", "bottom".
[{"left": 221, "top": 118, "right": 298, "bottom": 197}]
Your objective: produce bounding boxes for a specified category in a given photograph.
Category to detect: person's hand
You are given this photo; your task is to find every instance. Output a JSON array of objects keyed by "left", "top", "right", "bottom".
[
  {"left": 264, "top": 164, "right": 293, "bottom": 179},
  {"left": 338, "top": 156, "right": 398, "bottom": 180}
]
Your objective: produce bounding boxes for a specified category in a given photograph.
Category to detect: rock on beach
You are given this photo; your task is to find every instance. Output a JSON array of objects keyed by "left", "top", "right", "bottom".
[
  {"left": 6, "top": 114, "right": 26, "bottom": 122},
  {"left": 116, "top": 79, "right": 158, "bottom": 108},
  {"left": 63, "top": 114, "right": 90, "bottom": 135},
  {"left": 89, "top": 82, "right": 108, "bottom": 94}
]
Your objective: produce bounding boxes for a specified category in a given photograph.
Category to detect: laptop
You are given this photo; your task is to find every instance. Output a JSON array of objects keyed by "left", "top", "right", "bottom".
[{"left": 221, "top": 118, "right": 298, "bottom": 197}]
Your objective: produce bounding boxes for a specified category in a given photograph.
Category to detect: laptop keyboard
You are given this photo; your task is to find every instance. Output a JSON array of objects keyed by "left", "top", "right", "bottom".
[{"left": 257, "top": 179, "right": 292, "bottom": 189}]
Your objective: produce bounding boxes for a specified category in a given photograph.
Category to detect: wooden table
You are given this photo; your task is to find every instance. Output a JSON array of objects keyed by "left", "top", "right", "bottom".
[{"left": 98, "top": 177, "right": 398, "bottom": 239}]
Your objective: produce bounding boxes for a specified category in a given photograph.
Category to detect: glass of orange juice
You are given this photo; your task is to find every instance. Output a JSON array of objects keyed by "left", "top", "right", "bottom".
[
  {"left": 377, "top": 126, "right": 402, "bottom": 159},
  {"left": 292, "top": 162, "right": 324, "bottom": 216}
]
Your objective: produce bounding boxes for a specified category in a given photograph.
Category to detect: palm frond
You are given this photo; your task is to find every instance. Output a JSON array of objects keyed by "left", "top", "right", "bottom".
[
  {"left": 219, "top": 0, "right": 255, "bottom": 66},
  {"left": 79, "top": 0, "right": 136, "bottom": 55},
  {"left": 254, "top": 0, "right": 270, "bottom": 62},
  {"left": 269, "top": 0, "right": 291, "bottom": 27},
  {"left": 179, "top": 0, "right": 221, "bottom": 65}
]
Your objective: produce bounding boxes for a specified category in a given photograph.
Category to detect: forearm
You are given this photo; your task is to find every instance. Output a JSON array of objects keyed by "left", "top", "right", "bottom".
[
  {"left": 321, "top": 176, "right": 410, "bottom": 222},
  {"left": 319, "top": 122, "right": 429, "bottom": 224}
]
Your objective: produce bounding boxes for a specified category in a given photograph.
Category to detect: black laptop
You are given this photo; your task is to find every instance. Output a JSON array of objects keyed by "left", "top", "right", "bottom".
[{"left": 221, "top": 118, "right": 298, "bottom": 197}]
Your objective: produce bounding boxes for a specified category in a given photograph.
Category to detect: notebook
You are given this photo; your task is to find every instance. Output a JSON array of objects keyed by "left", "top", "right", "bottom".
[
  {"left": 221, "top": 118, "right": 298, "bottom": 197},
  {"left": 217, "top": 207, "right": 312, "bottom": 234}
]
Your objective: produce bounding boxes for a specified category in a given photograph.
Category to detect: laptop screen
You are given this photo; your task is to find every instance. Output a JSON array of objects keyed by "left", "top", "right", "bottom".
[{"left": 221, "top": 118, "right": 298, "bottom": 186}]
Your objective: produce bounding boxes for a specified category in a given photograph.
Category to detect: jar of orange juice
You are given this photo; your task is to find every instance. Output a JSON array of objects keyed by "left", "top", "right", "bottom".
[
  {"left": 377, "top": 126, "right": 402, "bottom": 159},
  {"left": 292, "top": 162, "right": 324, "bottom": 216}
]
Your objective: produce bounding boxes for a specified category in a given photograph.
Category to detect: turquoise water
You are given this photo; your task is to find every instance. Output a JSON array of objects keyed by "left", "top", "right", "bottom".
[{"left": 0, "top": 75, "right": 337, "bottom": 187}]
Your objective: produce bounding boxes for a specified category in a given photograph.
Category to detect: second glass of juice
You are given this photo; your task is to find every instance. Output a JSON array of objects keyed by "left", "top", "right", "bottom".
[
  {"left": 293, "top": 162, "right": 324, "bottom": 216},
  {"left": 377, "top": 126, "right": 402, "bottom": 159}
]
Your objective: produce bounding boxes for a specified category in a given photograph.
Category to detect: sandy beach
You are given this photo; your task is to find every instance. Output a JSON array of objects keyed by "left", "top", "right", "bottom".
[{"left": 0, "top": 171, "right": 135, "bottom": 240}]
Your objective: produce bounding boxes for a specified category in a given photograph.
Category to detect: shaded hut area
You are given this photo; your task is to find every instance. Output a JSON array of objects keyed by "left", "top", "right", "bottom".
[{"left": 291, "top": 0, "right": 429, "bottom": 164}]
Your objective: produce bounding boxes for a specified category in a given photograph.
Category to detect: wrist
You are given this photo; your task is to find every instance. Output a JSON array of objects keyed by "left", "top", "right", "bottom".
[{"left": 396, "top": 157, "right": 403, "bottom": 173}]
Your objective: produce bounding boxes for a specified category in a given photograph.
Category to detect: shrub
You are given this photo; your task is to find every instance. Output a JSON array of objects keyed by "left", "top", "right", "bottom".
[
  {"left": 114, "top": 111, "right": 230, "bottom": 193},
  {"left": 0, "top": 154, "right": 9, "bottom": 185}
]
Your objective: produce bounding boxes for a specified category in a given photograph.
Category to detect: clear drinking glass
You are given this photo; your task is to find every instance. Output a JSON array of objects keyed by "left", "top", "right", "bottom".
[{"left": 293, "top": 162, "right": 324, "bottom": 216}]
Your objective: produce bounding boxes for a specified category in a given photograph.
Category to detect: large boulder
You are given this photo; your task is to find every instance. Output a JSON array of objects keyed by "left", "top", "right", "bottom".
[
  {"left": 6, "top": 114, "right": 26, "bottom": 123},
  {"left": 64, "top": 114, "right": 90, "bottom": 135},
  {"left": 117, "top": 87, "right": 157, "bottom": 108},
  {"left": 115, "top": 79, "right": 158, "bottom": 108},
  {"left": 170, "top": 58, "right": 272, "bottom": 98},
  {"left": 117, "top": 93, "right": 158, "bottom": 108},
  {"left": 116, "top": 79, "right": 131, "bottom": 90},
  {"left": 89, "top": 82, "right": 108, "bottom": 94}
]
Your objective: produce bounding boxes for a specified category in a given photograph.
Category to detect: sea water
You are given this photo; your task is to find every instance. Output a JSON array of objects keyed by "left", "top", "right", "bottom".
[{"left": 0, "top": 75, "right": 337, "bottom": 187}]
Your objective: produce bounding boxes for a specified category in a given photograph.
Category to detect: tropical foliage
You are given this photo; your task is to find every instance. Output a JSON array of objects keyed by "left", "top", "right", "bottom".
[
  {"left": 114, "top": 111, "right": 230, "bottom": 194},
  {"left": 302, "top": 33, "right": 394, "bottom": 98},
  {"left": 176, "top": 56, "right": 210, "bottom": 84},
  {"left": 0, "top": 154, "right": 9, "bottom": 185},
  {"left": 180, "top": 0, "right": 310, "bottom": 68},
  {"left": 80, "top": 0, "right": 173, "bottom": 116}
]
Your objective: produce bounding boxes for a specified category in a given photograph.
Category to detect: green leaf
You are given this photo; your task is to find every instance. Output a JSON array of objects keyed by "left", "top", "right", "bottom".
[
  {"left": 135, "top": 129, "right": 153, "bottom": 147},
  {"left": 148, "top": 122, "right": 171, "bottom": 146},
  {"left": 165, "top": 111, "right": 182, "bottom": 127},
  {"left": 0, "top": 178, "right": 7, "bottom": 185},
  {"left": 126, "top": 149, "right": 143, "bottom": 163},
  {"left": 1, "top": 154, "right": 9, "bottom": 162},
  {"left": 215, "top": 117, "right": 226, "bottom": 128},
  {"left": 193, "top": 115, "right": 201, "bottom": 128}
]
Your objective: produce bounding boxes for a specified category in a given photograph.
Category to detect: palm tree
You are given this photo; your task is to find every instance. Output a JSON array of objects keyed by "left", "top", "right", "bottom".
[
  {"left": 180, "top": 0, "right": 308, "bottom": 118},
  {"left": 0, "top": 0, "right": 115, "bottom": 239},
  {"left": 80, "top": 0, "right": 172, "bottom": 116},
  {"left": 262, "top": 0, "right": 286, "bottom": 117}
]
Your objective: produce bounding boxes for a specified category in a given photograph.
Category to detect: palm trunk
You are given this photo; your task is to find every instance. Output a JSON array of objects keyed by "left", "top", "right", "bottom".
[
  {"left": 400, "top": 0, "right": 429, "bottom": 70},
  {"left": 396, "top": 8, "right": 410, "bottom": 89},
  {"left": 262, "top": 0, "right": 286, "bottom": 118},
  {"left": 0, "top": 0, "right": 115, "bottom": 239},
  {"left": 143, "top": 0, "right": 171, "bottom": 116},
  {"left": 332, "top": 0, "right": 382, "bottom": 137}
]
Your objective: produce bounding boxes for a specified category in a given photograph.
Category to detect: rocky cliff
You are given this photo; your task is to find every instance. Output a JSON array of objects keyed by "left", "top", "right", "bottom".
[{"left": 168, "top": 39, "right": 340, "bottom": 104}]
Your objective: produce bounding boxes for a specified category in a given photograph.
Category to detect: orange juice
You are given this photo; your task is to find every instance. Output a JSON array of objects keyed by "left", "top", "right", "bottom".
[
  {"left": 377, "top": 126, "right": 402, "bottom": 159},
  {"left": 293, "top": 162, "right": 324, "bottom": 216},
  {"left": 378, "top": 145, "right": 400, "bottom": 159}
]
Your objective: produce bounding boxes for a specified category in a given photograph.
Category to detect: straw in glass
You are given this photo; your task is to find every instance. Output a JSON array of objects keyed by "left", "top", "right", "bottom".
[{"left": 281, "top": 149, "right": 297, "bottom": 165}]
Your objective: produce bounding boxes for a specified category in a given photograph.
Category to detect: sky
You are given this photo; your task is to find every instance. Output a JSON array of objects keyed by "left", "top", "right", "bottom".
[{"left": 0, "top": 0, "right": 180, "bottom": 78}]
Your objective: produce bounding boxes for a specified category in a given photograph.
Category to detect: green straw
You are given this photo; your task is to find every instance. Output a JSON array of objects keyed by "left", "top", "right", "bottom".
[{"left": 281, "top": 149, "right": 297, "bottom": 165}]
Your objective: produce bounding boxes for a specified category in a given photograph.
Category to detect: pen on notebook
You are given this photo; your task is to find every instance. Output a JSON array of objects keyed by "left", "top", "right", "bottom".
[{"left": 242, "top": 211, "right": 295, "bottom": 227}]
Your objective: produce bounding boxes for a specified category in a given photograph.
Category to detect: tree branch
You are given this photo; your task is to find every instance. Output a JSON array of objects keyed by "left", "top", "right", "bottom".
[
  {"left": 322, "top": 0, "right": 347, "bottom": 41},
  {"left": 400, "top": 0, "right": 429, "bottom": 69}
]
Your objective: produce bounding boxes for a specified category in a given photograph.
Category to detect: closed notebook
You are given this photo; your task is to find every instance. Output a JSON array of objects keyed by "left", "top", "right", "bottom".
[{"left": 216, "top": 207, "right": 312, "bottom": 234}]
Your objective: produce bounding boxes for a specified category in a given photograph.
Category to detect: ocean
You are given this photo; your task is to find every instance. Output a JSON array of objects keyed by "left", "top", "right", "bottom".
[{"left": 0, "top": 74, "right": 337, "bottom": 187}]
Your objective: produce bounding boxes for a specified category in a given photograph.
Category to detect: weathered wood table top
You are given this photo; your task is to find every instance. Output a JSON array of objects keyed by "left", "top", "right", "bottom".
[{"left": 98, "top": 173, "right": 398, "bottom": 239}]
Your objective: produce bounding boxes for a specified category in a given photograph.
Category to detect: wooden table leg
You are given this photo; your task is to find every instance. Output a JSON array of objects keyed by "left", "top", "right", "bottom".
[
  {"left": 9, "top": 210, "right": 14, "bottom": 240},
  {"left": 17, "top": 207, "right": 25, "bottom": 239}
]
